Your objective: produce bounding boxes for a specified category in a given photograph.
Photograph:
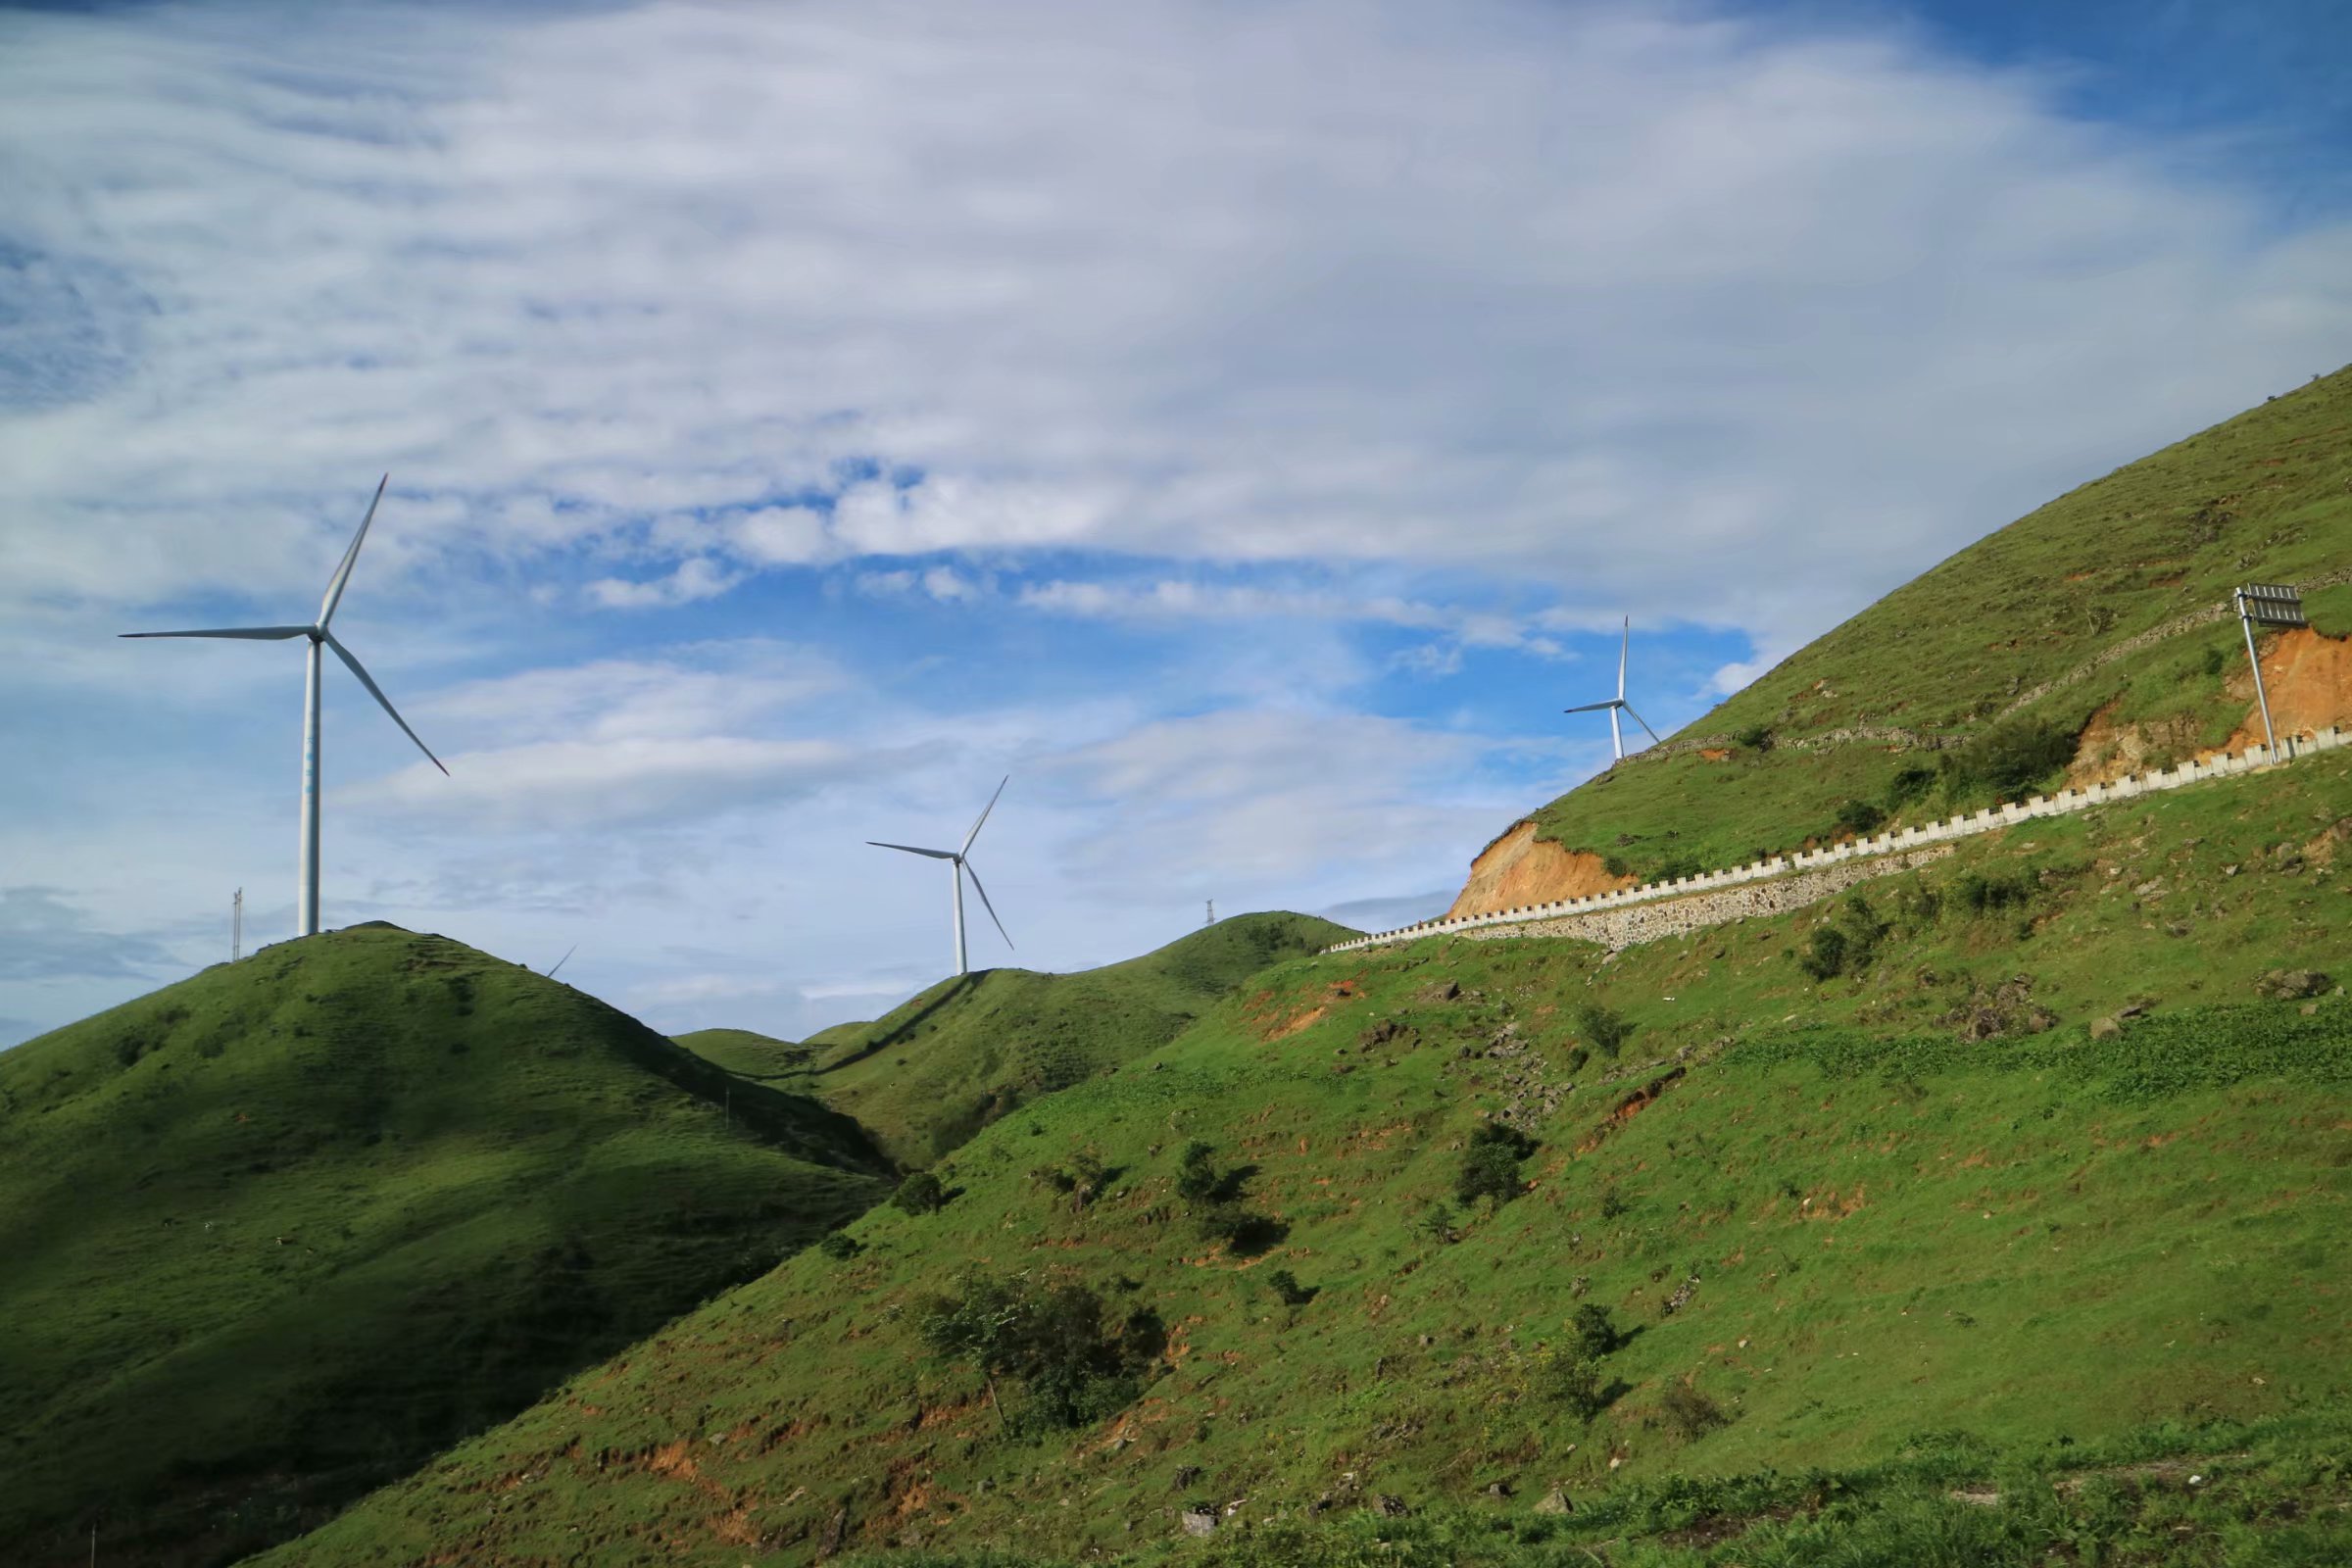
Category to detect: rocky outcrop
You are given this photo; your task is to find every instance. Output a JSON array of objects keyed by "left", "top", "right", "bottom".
[{"left": 1445, "top": 821, "right": 1632, "bottom": 920}]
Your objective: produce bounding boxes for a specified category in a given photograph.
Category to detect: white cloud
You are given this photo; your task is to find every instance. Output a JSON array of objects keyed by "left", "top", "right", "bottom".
[
  {"left": 2, "top": 0, "right": 2345, "bottom": 653},
  {"left": 586, "top": 557, "right": 741, "bottom": 609}
]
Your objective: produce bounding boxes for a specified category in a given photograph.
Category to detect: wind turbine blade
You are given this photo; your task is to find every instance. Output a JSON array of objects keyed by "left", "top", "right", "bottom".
[
  {"left": 867, "top": 841, "right": 956, "bottom": 859},
  {"left": 1623, "top": 705, "right": 1663, "bottom": 746},
  {"left": 322, "top": 630, "right": 447, "bottom": 774},
  {"left": 960, "top": 774, "right": 1008, "bottom": 856},
  {"left": 120, "top": 625, "right": 311, "bottom": 640},
  {"left": 317, "top": 474, "right": 389, "bottom": 628},
  {"left": 1617, "top": 616, "right": 1629, "bottom": 701},
  {"left": 1561, "top": 700, "right": 1622, "bottom": 714},
  {"left": 961, "top": 860, "right": 1012, "bottom": 951},
  {"left": 547, "top": 945, "right": 577, "bottom": 979}
]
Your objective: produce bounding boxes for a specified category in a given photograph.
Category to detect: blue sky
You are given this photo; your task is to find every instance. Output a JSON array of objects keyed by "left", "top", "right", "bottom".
[{"left": 3, "top": 0, "right": 2349, "bottom": 1047}]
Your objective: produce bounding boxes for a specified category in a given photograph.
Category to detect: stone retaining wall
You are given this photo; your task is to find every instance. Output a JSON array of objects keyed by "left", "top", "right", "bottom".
[{"left": 1324, "top": 724, "right": 2346, "bottom": 956}]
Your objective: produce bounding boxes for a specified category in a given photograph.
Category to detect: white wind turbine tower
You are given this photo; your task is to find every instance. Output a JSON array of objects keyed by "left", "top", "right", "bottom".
[
  {"left": 868, "top": 776, "right": 1013, "bottom": 977},
  {"left": 1564, "top": 616, "right": 1662, "bottom": 761},
  {"left": 122, "top": 475, "right": 447, "bottom": 938}
]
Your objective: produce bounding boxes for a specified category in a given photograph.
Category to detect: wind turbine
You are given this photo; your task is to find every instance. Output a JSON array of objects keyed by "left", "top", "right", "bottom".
[
  {"left": 122, "top": 475, "right": 447, "bottom": 939},
  {"left": 868, "top": 776, "right": 1013, "bottom": 977},
  {"left": 1564, "top": 616, "right": 1661, "bottom": 761}
]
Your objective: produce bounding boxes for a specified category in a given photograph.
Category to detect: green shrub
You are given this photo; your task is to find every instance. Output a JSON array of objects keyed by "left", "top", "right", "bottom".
[
  {"left": 1954, "top": 870, "right": 2036, "bottom": 915},
  {"left": 914, "top": 1270, "right": 1163, "bottom": 1431},
  {"left": 1658, "top": 1380, "right": 1732, "bottom": 1441},
  {"left": 1885, "top": 763, "right": 1937, "bottom": 809},
  {"left": 1455, "top": 1123, "right": 1538, "bottom": 1207},
  {"left": 816, "top": 1231, "right": 861, "bottom": 1261},
  {"left": 1733, "top": 725, "right": 1775, "bottom": 752},
  {"left": 1576, "top": 1003, "right": 1634, "bottom": 1059},
  {"left": 1173, "top": 1141, "right": 1221, "bottom": 1203},
  {"left": 1603, "top": 854, "right": 1632, "bottom": 879},
  {"left": 1568, "top": 1303, "right": 1622, "bottom": 1360},
  {"left": 891, "top": 1171, "right": 948, "bottom": 1215},
  {"left": 1535, "top": 1353, "right": 1610, "bottom": 1422},
  {"left": 1834, "top": 799, "right": 1886, "bottom": 837},
  {"left": 1562, "top": 1046, "right": 1591, "bottom": 1075},
  {"left": 1422, "top": 1202, "right": 1459, "bottom": 1246},
  {"left": 1798, "top": 894, "right": 1889, "bottom": 980},
  {"left": 1943, "top": 717, "right": 2075, "bottom": 799}
]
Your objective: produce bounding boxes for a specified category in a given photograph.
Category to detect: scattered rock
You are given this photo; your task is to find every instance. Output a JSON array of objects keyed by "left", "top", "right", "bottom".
[
  {"left": 2257, "top": 968, "right": 2331, "bottom": 1000},
  {"left": 1179, "top": 1507, "right": 1218, "bottom": 1539},
  {"left": 1420, "top": 980, "right": 1462, "bottom": 1003},
  {"left": 1171, "top": 1465, "right": 1201, "bottom": 1491},
  {"left": 1372, "top": 1494, "right": 1411, "bottom": 1517},
  {"left": 1535, "top": 1486, "right": 1572, "bottom": 1514},
  {"left": 1359, "top": 1018, "right": 1409, "bottom": 1050},
  {"left": 2089, "top": 1016, "right": 2123, "bottom": 1041},
  {"left": 818, "top": 1504, "right": 850, "bottom": 1558},
  {"left": 1485, "top": 1480, "right": 1514, "bottom": 1500},
  {"left": 1662, "top": 1274, "right": 1700, "bottom": 1314}
]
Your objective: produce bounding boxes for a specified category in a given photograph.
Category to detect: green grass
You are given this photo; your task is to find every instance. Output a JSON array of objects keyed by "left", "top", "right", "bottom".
[
  {"left": 673, "top": 1026, "right": 818, "bottom": 1082},
  {"left": 265, "top": 753, "right": 2352, "bottom": 1566},
  {"left": 0, "top": 924, "right": 893, "bottom": 1567},
  {"left": 790, "top": 911, "right": 1358, "bottom": 1165},
  {"left": 1528, "top": 364, "right": 2352, "bottom": 881}
]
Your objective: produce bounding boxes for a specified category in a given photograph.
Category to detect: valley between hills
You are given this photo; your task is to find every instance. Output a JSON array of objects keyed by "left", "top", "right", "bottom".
[{"left": 6, "top": 370, "right": 2352, "bottom": 1566}]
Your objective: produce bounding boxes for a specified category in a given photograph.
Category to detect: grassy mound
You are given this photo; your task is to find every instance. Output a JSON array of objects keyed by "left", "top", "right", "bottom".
[
  {"left": 0, "top": 925, "right": 892, "bottom": 1568},
  {"left": 673, "top": 1026, "right": 818, "bottom": 1082},
  {"left": 263, "top": 753, "right": 2352, "bottom": 1565},
  {"left": 1527, "top": 365, "right": 2352, "bottom": 882},
  {"left": 794, "top": 911, "right": 1358, "bottom": 1164}
]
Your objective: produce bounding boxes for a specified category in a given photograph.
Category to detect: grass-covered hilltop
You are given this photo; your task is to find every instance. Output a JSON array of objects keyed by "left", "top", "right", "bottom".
[
  {"left": 249, "top": 379, "right": 2351, "bottom": 1564},
  {"left": 0, "top": 925, "right": 892, "bottom": 1568},
  {"left": 787, "top": 913, "right": 1358, "bottom": 1165}
]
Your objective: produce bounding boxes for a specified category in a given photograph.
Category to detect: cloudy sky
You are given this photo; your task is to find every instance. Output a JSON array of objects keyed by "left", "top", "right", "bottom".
[{"left": 3, "top": 0, "right": 2348, "bottom": 1047}]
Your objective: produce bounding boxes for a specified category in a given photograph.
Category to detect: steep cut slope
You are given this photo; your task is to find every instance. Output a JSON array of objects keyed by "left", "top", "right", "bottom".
[
  {"left": 270, "top": 752, "right": 2352, "bottom": 1566},
  {"left": 0, "top": 925, "right": 892, "bottom": 1568},
  {"left": 793, "top": 911, "right": 1357, "bottom": 1165},
  {"left": 1510, "top": 365, "right": 2352, "bottom": 887}
]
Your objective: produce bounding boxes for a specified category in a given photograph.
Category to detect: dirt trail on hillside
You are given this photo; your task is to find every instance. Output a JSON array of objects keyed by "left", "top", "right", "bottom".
[{"left": 1444, "top": 820, "right": 1634, "bottom": 920}]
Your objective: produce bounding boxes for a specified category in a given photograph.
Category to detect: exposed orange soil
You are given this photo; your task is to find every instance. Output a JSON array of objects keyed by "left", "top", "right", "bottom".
[
  {"left": 2218, "top": 626, "right": 2352, "bottom": 752},
  {"left": 2068, "top": 627, "right": 2352, "bottom": 786},
  {"left": 1444, "top": 819, "right": 1635, "bottom": 920}
]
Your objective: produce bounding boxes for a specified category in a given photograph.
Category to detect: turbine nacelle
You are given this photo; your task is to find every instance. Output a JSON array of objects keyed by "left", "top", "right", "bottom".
[
  {"left": 120, "top": 474, "right": 445, "bottom": 937},
  {"left": 868, "top": 775, "right": 1014, "bottom": 976},
  {"left": 1563, "top": 615, "right": 1662, "bottom": 760}
]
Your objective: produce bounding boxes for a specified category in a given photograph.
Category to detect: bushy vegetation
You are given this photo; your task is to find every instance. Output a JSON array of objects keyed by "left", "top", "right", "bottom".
[
  {"left": 1453, "top": 1122, "right": 1538, "bottom": 1207},
  {"left": 915, "top": 1270, "right": 1164, "bottom": 1431},
  {"left": 1574, "top": 1002, "right": 1634, "bottom": 1058},
  {"left": 1796, "top": 893, "right": 1890, "bottom": 980},
  {"left": 893, "top": 1169, "right": 950, "bottom": 1214},
  {"left": 1941, "top": 715, "right": 2078, "bottom": 801}
]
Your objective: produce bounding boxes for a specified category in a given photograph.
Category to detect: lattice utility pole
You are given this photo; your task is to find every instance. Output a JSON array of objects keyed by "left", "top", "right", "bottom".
[
  {"left": 1204, "top": 900, "right": 1214, "bottom": 928},
  {"left": 232, "top": 888, "right": 243, "bottom": 962}
]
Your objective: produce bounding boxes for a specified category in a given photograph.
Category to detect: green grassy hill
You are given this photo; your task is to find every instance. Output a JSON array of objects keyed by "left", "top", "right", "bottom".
[
  {"left": 673, "top": 1026, "right": 817, "bottom": 1082},
  {"left": 788, "top": 912, "right": 1358, "bottom": 1165},
  {"left": 0, "top": 924, "right": 892, "bottom": 1568},
  {"left": 1525, "top": 365, "right": 2352, "bottom": 883},
  {"left": 267, "top": 749, "right": 2352, "bottom": 1566}
]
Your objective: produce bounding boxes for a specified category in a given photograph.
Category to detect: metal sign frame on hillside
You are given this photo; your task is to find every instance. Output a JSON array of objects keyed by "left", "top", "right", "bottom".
[{"left": 2233, "top": 583, "right": 2307, "bottom": 759}]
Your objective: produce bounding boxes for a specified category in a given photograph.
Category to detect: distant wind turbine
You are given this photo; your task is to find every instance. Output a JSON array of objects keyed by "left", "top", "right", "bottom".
[
  {"left": 868, "top": 776, "right": 1013, "bottom": 977},
  {"left": 122, "top": 475, "right": 447, "bottom": 938},
  {"left": 1564, "top": 616, "right": 1662, "bottom": 761}
]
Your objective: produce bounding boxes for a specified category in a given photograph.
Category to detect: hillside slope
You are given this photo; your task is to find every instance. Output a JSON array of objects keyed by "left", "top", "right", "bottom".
[
  {"left": 1491, "top": 365, "right": 2352, "bottom": 896},
  {"left": 673, "top": 1026, "right": 816, "bottom": 1082},
  {"left": 269, "top": 751, "right": 2352, "bottom": 1566},
  {"left": 0, "top": 925, "right": 892, "bottom": 1568},
  {"left": 792, "top": 911, "right": 1357, "bottom": 1165}
]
